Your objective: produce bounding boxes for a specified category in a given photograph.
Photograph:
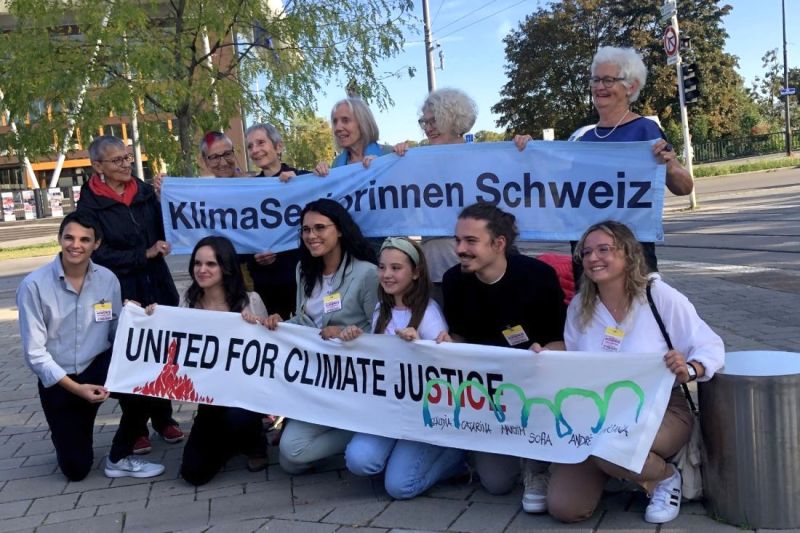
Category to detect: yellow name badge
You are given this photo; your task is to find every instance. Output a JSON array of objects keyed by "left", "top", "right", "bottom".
[
  {"left": 502, "top": 325, "right": 530, "bottom": 346},
  {"left": 601, "top": 326, "right": 625, "bottom": 352},
  {"left": 94, "top": 301, "right": 113, "bottom": 322},
  {"left": 323, "top": 292, "right": 343, "bottom": 314}
]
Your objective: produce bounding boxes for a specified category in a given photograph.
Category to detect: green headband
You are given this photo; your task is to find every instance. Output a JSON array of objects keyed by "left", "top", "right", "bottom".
[{"left": 380, "top": 237, "right": 420, "bottom": 265}]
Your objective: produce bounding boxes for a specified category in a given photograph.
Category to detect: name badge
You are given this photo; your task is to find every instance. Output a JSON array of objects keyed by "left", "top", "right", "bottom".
[
  {"left": 94, "top": 301, "right": 113, "bottom": 322},
  {"left": 323, "top": 292, "right": 343, "bottom": 314},
  {"left": 502, "top": 325, "right": 529, "bottom": 346},
  {"left": 601, "top": 326, "right": 625, "bottom": 352}
]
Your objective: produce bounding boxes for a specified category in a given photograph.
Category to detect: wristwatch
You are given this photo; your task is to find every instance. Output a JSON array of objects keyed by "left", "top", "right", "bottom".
[{"left": 686, "top": 362, "right": 698, "bottom": 382}]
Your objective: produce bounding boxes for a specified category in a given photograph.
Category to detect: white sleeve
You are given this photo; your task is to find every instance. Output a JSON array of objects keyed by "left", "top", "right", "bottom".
[
  {"left": 246, "top": 292, "right": 269, "bottom": 319},
  {"left": 651, "top": 279, "right": 725, "bottom": 380},
  {"left": 417, "top": 301, "right": 448, "bottom": 341}
]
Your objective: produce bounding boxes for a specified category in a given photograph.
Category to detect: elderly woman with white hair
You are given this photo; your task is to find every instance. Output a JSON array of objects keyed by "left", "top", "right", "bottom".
[
  {"left": 395, "top": 88, "right": 478, "bottom": 296},
  {"left": 516, "top": 46, "right": 692, "bottom": 274}
]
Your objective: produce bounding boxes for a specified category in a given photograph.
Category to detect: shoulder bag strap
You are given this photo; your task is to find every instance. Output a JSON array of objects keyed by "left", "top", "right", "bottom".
[{"left": 646, "top": 281, "right": 698, "bottom": 415}]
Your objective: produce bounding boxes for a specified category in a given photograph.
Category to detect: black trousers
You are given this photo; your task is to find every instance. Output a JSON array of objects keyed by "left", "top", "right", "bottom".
[
  {"left": 38, "top": 349, "right": 152, "bottom": 481},
  {"left": 180, "top": 405, "right": 266, "bottom": 486}
]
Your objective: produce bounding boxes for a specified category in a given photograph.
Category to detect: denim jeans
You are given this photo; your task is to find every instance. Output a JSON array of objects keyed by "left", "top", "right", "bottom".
[{"left": 346, "top": 433, "right": 466, "bottom": 499}]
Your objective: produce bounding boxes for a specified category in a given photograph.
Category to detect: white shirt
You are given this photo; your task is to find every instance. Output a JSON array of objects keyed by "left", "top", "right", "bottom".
[
  {"left": 306, "top": 274, "right": 335, "bottom": 328},
  {"left": 372, "top": 300, "right": 447, "bottom": 341},
  {"left": 564, "top": 275, "right": 724, "bottom": 381}
]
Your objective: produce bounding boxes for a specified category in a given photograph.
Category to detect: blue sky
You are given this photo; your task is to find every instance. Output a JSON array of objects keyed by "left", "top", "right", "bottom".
[{"left": 314, "top": 0, "right": 800, "bottom": 144}]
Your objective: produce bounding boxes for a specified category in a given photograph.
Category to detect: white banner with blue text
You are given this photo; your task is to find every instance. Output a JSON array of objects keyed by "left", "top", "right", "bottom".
[
  {"left": 161, "top": 141, "right": 666, "bottom": 254},
  {"left": 107, "top": 304, "right": 675, "bottom": 473}
]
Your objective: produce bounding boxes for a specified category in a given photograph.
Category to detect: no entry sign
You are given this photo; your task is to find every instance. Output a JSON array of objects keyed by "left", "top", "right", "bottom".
[{"left": 663, "top": 26, "right": 679, "bottom": 65}]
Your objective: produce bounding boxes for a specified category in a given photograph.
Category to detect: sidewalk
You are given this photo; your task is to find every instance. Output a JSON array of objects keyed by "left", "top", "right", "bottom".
[{"left": 1, "top": 255, "right": 797, "bottom": 533}]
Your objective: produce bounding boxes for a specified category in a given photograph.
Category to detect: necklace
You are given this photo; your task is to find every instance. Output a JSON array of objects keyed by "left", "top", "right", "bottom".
[{"left": 592, "top": 110, "right": 630, "bottom": 140}]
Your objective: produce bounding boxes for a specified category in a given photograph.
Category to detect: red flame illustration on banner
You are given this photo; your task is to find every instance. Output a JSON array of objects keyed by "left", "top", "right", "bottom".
[{"left": 132, "top": 339, "right": 214, "bottom": 403}]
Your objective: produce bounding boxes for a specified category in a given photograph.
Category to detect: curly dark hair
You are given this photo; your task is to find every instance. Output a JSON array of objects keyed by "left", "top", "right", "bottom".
[
  {"left": 184, "top": 236, "right": 249, "bottom": 312},
  {"left": 298, "top": 199, "right": 377, "bottom": 297}
]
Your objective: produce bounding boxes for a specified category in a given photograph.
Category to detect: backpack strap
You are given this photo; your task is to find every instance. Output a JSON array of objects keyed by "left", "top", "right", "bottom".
[{"left": 646, "top": 281, "right": 698, "bottom": 415}]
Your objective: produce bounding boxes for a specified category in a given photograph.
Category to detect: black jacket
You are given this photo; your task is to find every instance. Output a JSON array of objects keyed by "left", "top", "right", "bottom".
[{"left": 77, "top": 178, "right": 179, "bottom": 306}]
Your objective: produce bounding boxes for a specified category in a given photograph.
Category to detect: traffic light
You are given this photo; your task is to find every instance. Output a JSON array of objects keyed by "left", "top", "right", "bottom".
[{"left": 681, "top": 63, "right": 700, "bottom": 105}]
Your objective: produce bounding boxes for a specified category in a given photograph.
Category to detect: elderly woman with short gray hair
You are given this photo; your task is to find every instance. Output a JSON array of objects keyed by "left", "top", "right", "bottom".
[
  {"left": 394, "top": 88, "right": 478, "bottom": 292},
  {"left": 514, "top": 46, "right": 693, "bottom": 275}
]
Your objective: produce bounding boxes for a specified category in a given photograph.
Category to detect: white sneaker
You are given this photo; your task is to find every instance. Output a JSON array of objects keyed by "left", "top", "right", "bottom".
[
  {"left": 104, "top": 455, "right": 166, "bottom": 479},
  {"left": 521, "top": 461, "right": 549, "bottom": 513},
  {"left": 644, "top": 464, "right": 682, "bottom": 524}
]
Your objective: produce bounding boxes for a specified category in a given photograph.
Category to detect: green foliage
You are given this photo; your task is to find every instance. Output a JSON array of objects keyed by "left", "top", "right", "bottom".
[
  {"left": 281, "top": 114, "right": 335, "bottom": 171},
  {"left": 750, "top": 49, "right": 800, "bottom": 131},
  {"left": 474, "top": 130, "right": 506, "bottom": 142},
  {"left": 694, "top": 157, "right": 799, "bottom": 177},
  {"left": 0, "top": 0, "right": 413, "bottom": 175},
  {"left": 492, "top": 0, "right": 747, "bottom": 143}
]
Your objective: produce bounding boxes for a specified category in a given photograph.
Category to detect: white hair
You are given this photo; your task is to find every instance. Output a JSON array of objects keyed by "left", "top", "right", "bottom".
[{"left": 591, "top": 46, "right": 648, "bottom": 103}]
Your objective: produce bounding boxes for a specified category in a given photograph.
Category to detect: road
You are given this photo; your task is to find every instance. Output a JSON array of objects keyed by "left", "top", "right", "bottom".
[{"left": 0, "top": 167, "right": 798, "bottom": 299}]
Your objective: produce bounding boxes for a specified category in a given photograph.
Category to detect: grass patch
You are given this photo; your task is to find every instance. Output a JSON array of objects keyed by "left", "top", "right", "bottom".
[
  {"left": 0, "top": 241, "right": 59, "bottom": 260},
  {"left": 694, "top": 157, "right": 800, "bottom": 177}
]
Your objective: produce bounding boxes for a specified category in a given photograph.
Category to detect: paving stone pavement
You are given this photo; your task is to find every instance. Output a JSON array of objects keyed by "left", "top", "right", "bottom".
[{"left": 1, "top": 248, "right": 800, "bottom": 532}]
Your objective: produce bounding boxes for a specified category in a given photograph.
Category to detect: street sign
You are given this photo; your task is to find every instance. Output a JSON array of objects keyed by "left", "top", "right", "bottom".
[
  {"left": 780, "top": 87, "right": 797, "bottom": 96},
  {"left": 660, "top": 1, "right": 677, "bottom": 23},
  {"left": 663, "top": 26, "right": 678, "bottom": 56}
]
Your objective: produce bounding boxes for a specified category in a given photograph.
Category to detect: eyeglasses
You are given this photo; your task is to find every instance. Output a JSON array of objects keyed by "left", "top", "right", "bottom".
[
  {"left": 580, "top": 244, "right": 618, "bottom": 258},
  {"left": 300, "top": 223, "right": 335, "bottom": 236},
  {"left": 418, "top": 117, "right": 436, "bottom": 128},
  {"left": 589, "top": 76, "right": 626, "bottom": 88},
  {"left": 96, "top": 153, "right": 134, "bottom": 166},
  {"left": 205, "top": 149, "right": 235, "bottom": 162}
]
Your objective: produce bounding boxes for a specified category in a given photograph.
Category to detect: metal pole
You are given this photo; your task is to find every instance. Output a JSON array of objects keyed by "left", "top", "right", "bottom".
[
  {"left": 671, "top": 15, "right": 697, "bottom": 208},
  {"left": 422, "top": 0, "right": 436, "bottom": 92},
  {"left": 782, "top": 0, "right": 792, "bottom": 156}
]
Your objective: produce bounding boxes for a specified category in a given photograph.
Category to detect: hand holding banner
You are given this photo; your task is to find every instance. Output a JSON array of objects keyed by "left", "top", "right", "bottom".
[
  {"left": 107, "top": 304, "right": 675, "bottom": 473},
  {"left": 161, "top": 141, "right": 666, "bottom": 254}
]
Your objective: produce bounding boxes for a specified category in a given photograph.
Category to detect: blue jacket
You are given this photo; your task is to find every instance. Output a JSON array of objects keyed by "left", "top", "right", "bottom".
[{"left": 331, "top": 142, "right": 389, "bottom": 168}]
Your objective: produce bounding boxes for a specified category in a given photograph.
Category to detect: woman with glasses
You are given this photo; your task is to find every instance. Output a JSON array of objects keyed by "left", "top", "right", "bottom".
[
  {"left": 77, "top": 135, "right": 183, "bottom": 452},
  {"left": 263, "top": 198, "right": 378, "bottom": 474},
  {"left": 515, "top": 46, "right": 692, "bottom": 278},
  {"left": 199, "top": 131, "right": 245, "bottom": 177},
  {"left": 535, "top": 220, "right": 723, "bottom": 524},
  {"left": 393, "top": 88, "right": 478, "bottom": 302}
]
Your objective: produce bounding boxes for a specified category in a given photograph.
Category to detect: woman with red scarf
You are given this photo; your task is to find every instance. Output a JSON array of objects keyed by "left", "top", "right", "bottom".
[{"left": 77, "top": 135, "right": 183, "bottom": 453}]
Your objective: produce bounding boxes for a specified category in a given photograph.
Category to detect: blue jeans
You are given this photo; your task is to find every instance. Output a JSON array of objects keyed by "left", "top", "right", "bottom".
[{"left": 346, "top": 433, "right": 466, "bottom": 499}]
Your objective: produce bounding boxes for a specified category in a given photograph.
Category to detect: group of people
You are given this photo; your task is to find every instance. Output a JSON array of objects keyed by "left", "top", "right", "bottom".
[{"left": 17, "top": 45, "right": 725, "bottom": 525}]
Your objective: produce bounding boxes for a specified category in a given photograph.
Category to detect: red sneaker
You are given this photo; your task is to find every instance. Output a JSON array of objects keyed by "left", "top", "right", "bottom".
[
  {"left": 158, "top": 424, "right": 184, "bottom": 444},
  {"left": 133, "top": 436, "right": 152, "bottom": 455}
]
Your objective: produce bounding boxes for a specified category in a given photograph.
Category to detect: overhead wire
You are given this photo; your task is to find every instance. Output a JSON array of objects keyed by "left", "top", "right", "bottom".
[{"left": 436, "top": 0, "right": 528, "bottom": 40}]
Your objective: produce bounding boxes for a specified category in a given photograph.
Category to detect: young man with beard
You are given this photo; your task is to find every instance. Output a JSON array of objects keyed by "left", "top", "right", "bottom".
[{"left": 439, "top": 202, "right": 566, "bottom": 510}]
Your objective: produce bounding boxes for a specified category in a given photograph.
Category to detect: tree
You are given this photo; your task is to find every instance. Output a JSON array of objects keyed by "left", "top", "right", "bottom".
[
  {"left": 0, "top": 0, "right": 413, "bottom": 176},
  {"left": 492, "top": 0, "right": 746, "bottom": 144},
  {"left": 751, "top": 49, "right": 800, "bottom": 131},
  {"left": 474, "top": 130, "right": 506, "bottom": 142},
  {"left": 281, "top": 114, "right": 335, "bottom": 171}
]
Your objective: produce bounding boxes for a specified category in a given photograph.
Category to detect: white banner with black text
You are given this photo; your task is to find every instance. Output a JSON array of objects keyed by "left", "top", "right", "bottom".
[{"left": 106, "top": 304, "right": 675, "bottom": 473}]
